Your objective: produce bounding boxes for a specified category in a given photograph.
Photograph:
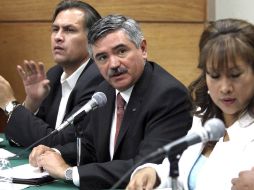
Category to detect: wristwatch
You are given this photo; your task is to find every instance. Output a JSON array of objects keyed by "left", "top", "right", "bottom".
[
  {"left": 64, "top": 167, "right": 73, "bottom": 181},
  {"left": 4, "top": 100, "right": 20, "bottom": 116}
]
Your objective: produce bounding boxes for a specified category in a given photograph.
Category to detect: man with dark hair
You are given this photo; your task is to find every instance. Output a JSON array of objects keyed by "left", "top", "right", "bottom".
[
  {"left": 0, "top": 0, "right": 103, "bottom": 147},
  {"left": 29, "top": 15, "right": 192, "bottom": 189}
]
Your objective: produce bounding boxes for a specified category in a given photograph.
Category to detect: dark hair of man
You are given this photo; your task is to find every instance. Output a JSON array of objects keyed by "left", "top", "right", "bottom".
[
  {"left": 52, "top": 0, "right": 101, "bottom": 32},
  {"left": 87, "top": 14, "right": 144, "bottom": 57},
  {"left": 188, "top": 18, "right": 254, "bottom": 125}
]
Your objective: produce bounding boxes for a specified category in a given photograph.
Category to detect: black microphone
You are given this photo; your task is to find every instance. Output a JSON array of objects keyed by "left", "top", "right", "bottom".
[
  {"left": 12, "top": 92, "right": 107, "bottom": 159},
  {"left": 56, "top": 92, "right": 107, "bottom": 131},
  {"left": 110, "top": 118, "right": 225, "bottom": 189}
]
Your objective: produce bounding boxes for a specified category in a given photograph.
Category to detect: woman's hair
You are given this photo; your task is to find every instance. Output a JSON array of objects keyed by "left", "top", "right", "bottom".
[{"left": 188, "top": 18, "right": 254, "bottom": 125}]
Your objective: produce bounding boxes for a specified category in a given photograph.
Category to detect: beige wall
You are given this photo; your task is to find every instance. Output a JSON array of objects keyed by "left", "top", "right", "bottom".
[{"left": 0, "top": 0, "right": 206, "bottom": 130}]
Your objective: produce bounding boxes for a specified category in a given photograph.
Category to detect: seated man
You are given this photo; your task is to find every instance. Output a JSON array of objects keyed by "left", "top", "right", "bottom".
[
  {"left": 29, "top": 15, "right": 192, "bottom": 189},
  {"left": 0, "top": 0, "right": 103, "bottom": 147}
]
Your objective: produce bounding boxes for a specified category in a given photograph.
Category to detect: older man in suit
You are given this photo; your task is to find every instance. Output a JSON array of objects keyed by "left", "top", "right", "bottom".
[{"left": 29, "top": 15, "right": 192, "bottom": 189}]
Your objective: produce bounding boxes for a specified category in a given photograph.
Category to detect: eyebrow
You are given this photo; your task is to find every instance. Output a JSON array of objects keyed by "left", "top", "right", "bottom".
[
  {"left": 94, "top": 44, "right": 127, "bottom": 58},
  {"left": 51, "top": 23, "right": 76, "bottom": 28},
  {"left": 112, "top": 44, "right": 126, "bottom": 50}
]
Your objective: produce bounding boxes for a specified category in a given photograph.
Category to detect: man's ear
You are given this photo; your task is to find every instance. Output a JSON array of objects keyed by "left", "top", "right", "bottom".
[{"left": 140, "top": 39, "right": 147, "bottom": 59}]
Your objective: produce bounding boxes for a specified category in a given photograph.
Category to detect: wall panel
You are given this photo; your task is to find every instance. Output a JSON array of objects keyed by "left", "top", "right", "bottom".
[
  {"left": 0, "top": 0, "right": 205, "bottom": 22},
  {"left": 0, "top": 23, "right": 53, "bottom": 101},
  {"left": 142, "top": 23, "right": 203, "bottom": 85}
]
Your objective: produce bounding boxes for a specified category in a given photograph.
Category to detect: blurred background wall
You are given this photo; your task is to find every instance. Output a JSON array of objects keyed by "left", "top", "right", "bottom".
[
  {"left": 208, "top": 0, "right": 254, "bottom": 23},
  {"left": 0, "top": 0, "right": 206, "bottom": 131}
]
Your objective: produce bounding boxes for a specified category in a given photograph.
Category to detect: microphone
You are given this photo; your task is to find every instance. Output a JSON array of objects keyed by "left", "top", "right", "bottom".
[
  {"left": 56, "top": 92, "right": 107, "bottom": 131},
  {"left": 149, "top": 118, "right": 225, "bottom": 158},
  {"left": 12, "top": 92, "right": 107, "bottom": 159},
  {"left": 110, "top": 118, "right": 225, "bottom": 189}
]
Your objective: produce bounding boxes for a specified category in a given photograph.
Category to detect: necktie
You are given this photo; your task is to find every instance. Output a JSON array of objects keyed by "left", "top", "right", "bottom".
[{"left": 114, "top": 93, "right": 126, "bottom": 146}]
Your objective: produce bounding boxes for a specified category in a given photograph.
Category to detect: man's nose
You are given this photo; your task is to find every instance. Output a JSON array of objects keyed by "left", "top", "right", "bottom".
[
  {"left": 109, "top": 56, "right": 120, "bottom": 68},
  {"left": 54, "top": 30, "right": 64, "bottom": 42}
]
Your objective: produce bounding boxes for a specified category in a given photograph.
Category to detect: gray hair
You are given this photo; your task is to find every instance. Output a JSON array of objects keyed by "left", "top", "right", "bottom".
[{"left": 87, "top": 15, "right": 144, "bottom": 57}]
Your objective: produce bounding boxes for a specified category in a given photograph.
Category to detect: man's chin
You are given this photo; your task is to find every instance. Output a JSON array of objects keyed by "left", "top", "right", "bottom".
[{"left": 53, "top": 57, "right": 67, "bottom": 65}]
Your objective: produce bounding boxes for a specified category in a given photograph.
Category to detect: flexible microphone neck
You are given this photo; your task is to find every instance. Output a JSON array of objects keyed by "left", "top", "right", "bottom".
[{"left": 10, "top": 130, "right": 58, "bottom": 159}]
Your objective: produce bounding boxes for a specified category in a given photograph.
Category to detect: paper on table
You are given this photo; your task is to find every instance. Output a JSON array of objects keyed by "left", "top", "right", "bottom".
[
  {"left": 0, "top": 181, "right": 30, "bottom": 190},
  {"left": 0, "top": 148, "right": 16, "bottom": 159},
  {"left": 0, "top": 164, "right": 51, "bottom": 190},
  {"left": 0, "top": 148, "right": 49, "bottom": 179},
  {"left": 0, "top": 161, "right": 32, "bottom": 190},
  {"left": 11, "top": 164, "right": 50, "bottom": 179},
  {"left": 0, "top": 148, "right": 50, "bottom": 189}
]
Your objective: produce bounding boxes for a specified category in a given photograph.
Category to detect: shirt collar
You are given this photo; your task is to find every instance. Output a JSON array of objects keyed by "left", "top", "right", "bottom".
[
  {"left": 60, "top": 59, "right": 89, "bottom": 89},
  {"left": 226, "top": 112, "right": 254, "bottom": 141},
  {"left": 115, "top": 86, "right": 134, "bottom": 104},
  {"left": 230, "top": 111, "right": 254, "bottom": 129}
]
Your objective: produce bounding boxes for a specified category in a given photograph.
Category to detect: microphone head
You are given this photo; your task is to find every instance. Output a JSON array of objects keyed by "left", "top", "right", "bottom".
[
  {"left": 204, "top": 118, "right": 225, "bottom": 141},
  {"left": 92, "top": 92, "right": 107, "bottom": 108}
]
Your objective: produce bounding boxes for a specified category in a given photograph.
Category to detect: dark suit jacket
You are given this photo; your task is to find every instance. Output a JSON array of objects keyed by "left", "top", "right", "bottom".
[
  {"left": 57, "top": 61, "right": 193, "bottom": 189},
  {"left": 4, "top": 59, "right": 104, "bottom": 147}
]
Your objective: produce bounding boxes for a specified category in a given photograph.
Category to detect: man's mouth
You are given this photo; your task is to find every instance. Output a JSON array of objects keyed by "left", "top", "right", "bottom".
[{"left": 54, "top": 46, "right": 64, "bottom": 51}]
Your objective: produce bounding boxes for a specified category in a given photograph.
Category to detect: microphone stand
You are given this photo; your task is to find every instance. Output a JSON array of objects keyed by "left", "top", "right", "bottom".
[
  {"left": 167, "top": 145, "right": 187, "bottom": 190},
  {"left": 77, "top": 138, "right": 81, "bottom": 166},
  {"left": 74, "top": 122, "right": 82, "bottom": 166},
  {"left": 168, "top": 152, "right": 180, "bottom": 190}
]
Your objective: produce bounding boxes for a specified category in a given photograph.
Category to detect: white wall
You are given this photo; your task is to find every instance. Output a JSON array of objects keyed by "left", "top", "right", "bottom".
[{"left": 208, "top": 0, "right": 254, "bottom": 24}]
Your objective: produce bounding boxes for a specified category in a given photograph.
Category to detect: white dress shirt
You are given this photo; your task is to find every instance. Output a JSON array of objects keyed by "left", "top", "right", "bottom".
[
  {"left": 109, "top": 87, "right": 133, "bottom": 159},
  {"left": 54, "top": 60, "right": 89, "bottom": 129}
]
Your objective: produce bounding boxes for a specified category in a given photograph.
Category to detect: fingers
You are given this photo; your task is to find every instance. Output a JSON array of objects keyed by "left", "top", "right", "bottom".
[
  {"left": 29, "top": 145, "right": 51, "bottom": 167},
  {"left": 36, "top": 153, "right": 45, "bottom": 168},
  {"left": 17, "top": 65, "right": 26, "bottom": 79},
  {"left": 126, "top": 167, "right": 157, "bottom": 190},
  {"left": 231, "top": 169, "right": 254, "bottom": 190},
  {"left": 24, "top": 60, "right": 37, "bottom": 76},
  {"left": 127, "top": 181, "right": 153, "bottom": 190},
  {"left": 231, "top": 178, "right": 240, "bottom": 190},
  {"left": 126, "top": 180, "right": 144, "bottom": 190},
  {"left": 17, "top": 60, "right": 45, "bottom": 79},
  {"left": 34, "top": 151, "right": 68, "bottom": 179},
  {"left": 38, "top": 62, "right": 46, "bottom": 78}
]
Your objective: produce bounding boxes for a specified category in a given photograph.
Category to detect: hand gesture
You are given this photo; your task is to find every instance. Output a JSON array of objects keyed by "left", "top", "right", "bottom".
[{"left": 17, "top": 60, "right": 50, "bottom": 112}]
